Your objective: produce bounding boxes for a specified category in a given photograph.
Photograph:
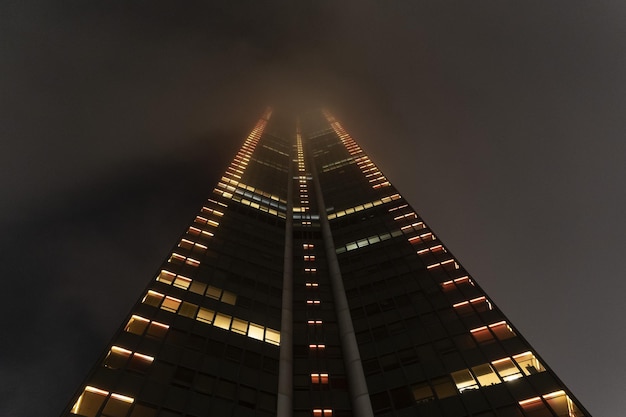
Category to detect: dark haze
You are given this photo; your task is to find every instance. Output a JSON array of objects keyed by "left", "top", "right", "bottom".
[{"left": 1, "top": 2, "right": 624, "bottom": 416}]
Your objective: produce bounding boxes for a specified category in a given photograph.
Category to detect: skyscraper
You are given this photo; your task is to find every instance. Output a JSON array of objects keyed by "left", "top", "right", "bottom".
[{"left": 63, "top": 109, "right": 589, "bottom": 417}]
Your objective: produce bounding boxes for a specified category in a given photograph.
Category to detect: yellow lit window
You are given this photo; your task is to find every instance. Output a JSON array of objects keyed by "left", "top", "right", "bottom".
[
  {"left": 231, "top": 318, "right": 248, "bottom": 335},
  {"left": 156, "top": 270, "right": 175, "bottom": 285},
  {"left": 513, "top": 352, "right": 545, "bottom": 375},
  {"left": 264, "top": 328, "right": 280, "bottom": 345},
  {"left": 104, "top": 346, "right": 131, "bottom": 369},
  {"left": 247, "top": 323, "right": 265, "bottom": 341},
  {"left": 142, "top": 291, "right": 164, "bottom": 307},
  {"left": 471, "top": 363, "right": 501, "bottom": 387},
  {"left": 70, "top": 386, "right": 134, "bottom": 417},
  {"left": 161, "top": 296, "right": 181, "bottom": 313},
  {"left": 125, "top": 315, "right": 149, "bottom": 335},
  {"left": 196, "top": 307, "right": 215, "bottom": 324},
  {"left": 491, "top": 358, "right": 523, "bottom": 381},
  {"left": 451, "top": 369, "right": 479, "bottom": 392},
  {"left": 213, "top": 313, "right": 232, "bottom": 330},
  {"left": 173, "top": 276, "right": 192, "bottom": 290}
]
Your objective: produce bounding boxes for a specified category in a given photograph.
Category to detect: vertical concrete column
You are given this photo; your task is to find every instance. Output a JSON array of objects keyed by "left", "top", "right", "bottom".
[
  {"left": 309, "top": 155, "right": 375, "bottom": 417},
  {"left": 276, "top": 140, "right": 295, "bottom": 417}
]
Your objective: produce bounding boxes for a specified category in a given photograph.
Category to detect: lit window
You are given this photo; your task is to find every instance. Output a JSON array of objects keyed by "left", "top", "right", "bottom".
[
  {"left": 309, "top": 344, "right": 326, "bottom": 349},
  {"left": 264, "top": 328, "right": 280, "bottom": 345},
  {"left": 305, "top": 282, "right": 319, "bottom": 287},
  {"left": 247, "top": 323, "right": 265, "bottom": 340},
  {"left": 196, "top": 307, "right": 215, "bottom": 324},
  {"left": 142, "top": 291, "right": 164, "bottom": 307},
  {"left": 451, "top": 369, "right": 479, "bottom": 392},
  {"left": 489, "top": 321, "right": 516, "bottom": 340},
  {"left": 491, "top": 358, "right": 523, "bottom": 381},
  {"left": 307, "top": 320, "right": 323, "bottom": 324},
  {"left": 104, "top": 346, "right": 131, "bottom": 369},
  {"left": 231, "top": 318, "right": 248, "bottom": 335},
  {"left": 307, "top": 300, "right": 321, "bottom": 305},
  {"left": 513, "top": 352, "right": 546, "bottom": 375},
  {"left": 542, "top": 390, "right": 584, "bottom": 417},
  {"left": 156, "top": 270, "right": 175, "bottom": 285},
  {"left": 125, "top": 315, "right": 150, "bottom": 335},
  {"left": 70, "top": 386, "right": 134, "bottom": 417},
  {"left": 311, "top": 373, "right": 329, "bottom": 384},
  {"left": 161, "top": 296, "right": 181, "bottom": 313},
  {"left": 312, "top": 409, "right": 333, "bottom": 416},
  {"left": 173, "top": 276, "right": 192, "bottom": 290},
  {"left": 214, "top": 313, "right": 232, "bottom": 330},
  {"left": 471, "top": 363, "right": 501, "bottom": 387}
]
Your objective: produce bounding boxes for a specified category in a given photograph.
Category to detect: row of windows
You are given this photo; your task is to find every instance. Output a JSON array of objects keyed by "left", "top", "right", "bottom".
[
  {"left": 327, "top": 193, "right": 401, "bottom": 220},
  {"left": 335, "top": 229, "right": 404, "bottom": 254},
  {"left": 70, "top": 386, "right": 150, "bottom": 417},
  {"left": 221, "top": 116, "right": 266, "bottom": 181},
  {"left": 156, "top": 270, "right": 237, "bottom": 305},
  {"left": 451, "top": 351, "right": 546, "bottom": 392},
  {"left": 141, "top": 290, "right": 280, "bottom": 345}
]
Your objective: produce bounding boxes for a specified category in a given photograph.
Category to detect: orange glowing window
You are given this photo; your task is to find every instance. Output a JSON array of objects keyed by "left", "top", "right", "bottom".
[
  {"left": 305, "top": 282, "right": 319, "bottom": 287},
  {"left": 311, "top": 373, "right": 329, "bottom": 384},
  {"left": 304, "top": 256, "right": 316, "bottom": 261},
  {"left": 309, "top": 344, "right": 326, "bottom": 349},
  {"left": 307, "top": 320, "right": 323, "bottom": 325},
  {"left": 306, "top": 300, "right": 321, "bottom": 305}
]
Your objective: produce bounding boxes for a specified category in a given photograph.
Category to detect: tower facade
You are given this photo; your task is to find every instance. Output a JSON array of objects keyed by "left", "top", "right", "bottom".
[{"left": 63, "top": 109, "right": 589, "bottom": 417}]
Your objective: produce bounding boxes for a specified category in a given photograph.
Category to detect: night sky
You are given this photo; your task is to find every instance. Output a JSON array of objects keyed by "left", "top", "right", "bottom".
[{"left": 1, "top": 2, "right": 624, "bottom": 416}]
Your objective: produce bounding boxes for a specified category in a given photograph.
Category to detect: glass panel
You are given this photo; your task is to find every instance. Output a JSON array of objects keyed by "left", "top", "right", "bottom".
[
  {"left": 513, "top": 352, "right": 546, "bottom": 375},
  {"left": 142, "top": 292, "right": 163, "bottom": 307},
  {"left": 413, "top": 382, "right": 435, "bottom": 402},
  {"left": 472, "top": 363, "right": 501, "bottom": 387},
  {"left": 102, "top": 395, "right": 133, "bottom": 417},
  {"left": 173, "top": 277, "right": 191, "bottom": 290},
  {"left": 196, "top": 308, "right": 215, "bottom": 324},
  {"left": 451, "top": 369, "right": 479, "bottom": 392},
  {"left": 214, "top": 313, "right": 232, "bottom": 330},
  {"left": 231, "top": 318, "right": 248, "bottom": 335},
  {"left": 221, "top": 291, "right": 237, "bottom": 305},
  {"left": 248, "top": 323, "right": 264, "bottom": 340},
  {"left": 104, "top": 348, "right": 130, "bottom": 369},
  {"left": 189, "top": 281, "right": 206, "bottom": 295},
  {"left": 520, "top": 398, "right": 552, "bottom": 417},
  {"left": 125, "top": 316, "right": 148, "bottom": 335},
  {"left": 206, "top": 286, "right": 222, "bottom": 300},
  {"left": 432, "top": 377, "right": 456, "bottom": 399},
  {"left": 491, "top": 322, "right": 516, "bottom": 340},
  {"left": 71, "top": 387, "right": 107, "bottom": 417},
  {"left": 265, "top": 328, "right": 280, "bottom": 345},
  {"left": 492, "top": 358, "right": 522, "bottom": 381},
  {"left": 161, "top": 297, "right": 181, "bottom": 313},
  {"left": 471, "top": 327, "right": 494, "bottom": 343},
  {"left": 156, "top": 271, "right": 175, "bottom": 285},
  {"left": 178, "top": 302, "right": 197, "bottom": 318}
]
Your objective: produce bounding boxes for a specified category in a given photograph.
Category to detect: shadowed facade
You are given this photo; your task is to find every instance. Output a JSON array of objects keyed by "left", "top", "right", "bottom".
[{"left": 63, "top": 109, "right": 589, "bottom": 417}]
